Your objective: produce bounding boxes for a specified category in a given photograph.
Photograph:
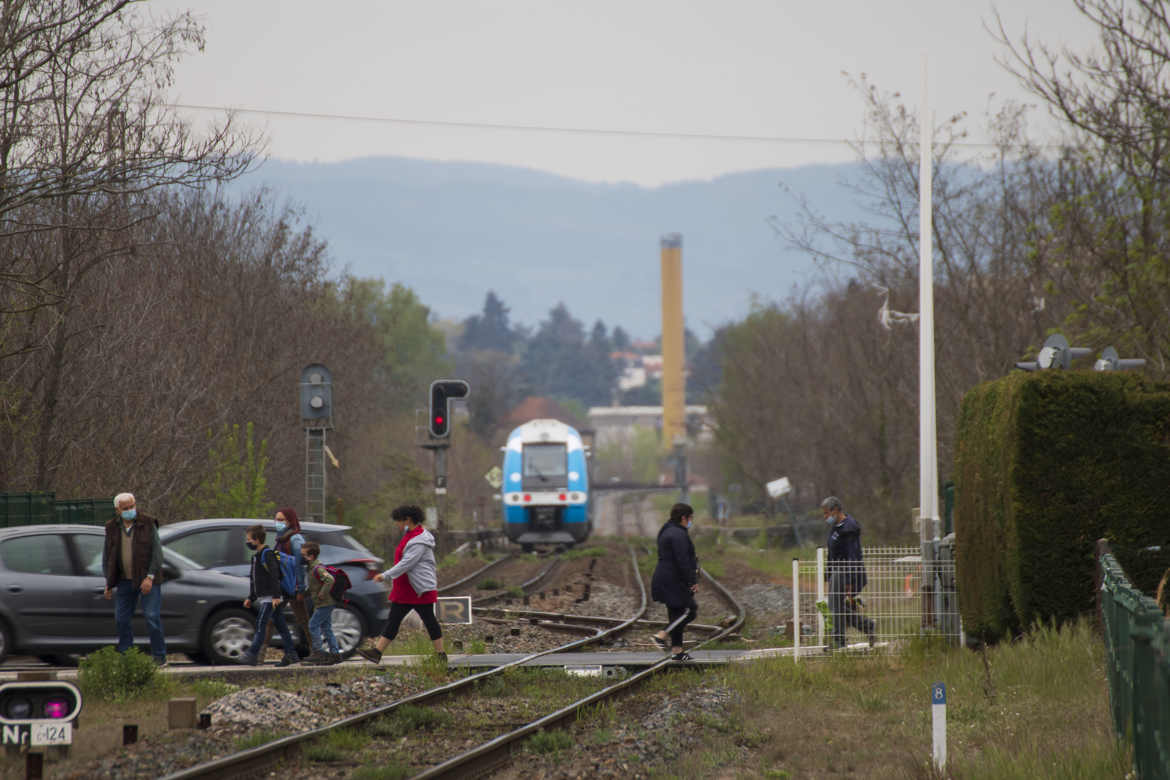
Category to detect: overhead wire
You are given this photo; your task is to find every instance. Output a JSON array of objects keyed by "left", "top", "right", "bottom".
[{"left": 168, "top": 102, "right": 1018, "bottom": 151}]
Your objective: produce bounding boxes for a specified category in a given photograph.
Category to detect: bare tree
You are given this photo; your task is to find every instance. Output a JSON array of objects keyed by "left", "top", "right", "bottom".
[
  {"left": 0, "top": 1, "right": 259, "bottom": 486},
  {"left": 994, "top": 0, "right": 1170, "bottom": 373}
]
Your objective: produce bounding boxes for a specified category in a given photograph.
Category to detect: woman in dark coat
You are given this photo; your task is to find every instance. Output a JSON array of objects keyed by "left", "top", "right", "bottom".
[{"left": 650, "top": 503, "right": 699, "bottom": 661}]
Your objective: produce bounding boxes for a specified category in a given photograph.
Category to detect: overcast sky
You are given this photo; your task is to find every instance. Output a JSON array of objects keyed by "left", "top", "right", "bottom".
[{"left": 154, "top": 1, "right": 1098, "bottom": 186}]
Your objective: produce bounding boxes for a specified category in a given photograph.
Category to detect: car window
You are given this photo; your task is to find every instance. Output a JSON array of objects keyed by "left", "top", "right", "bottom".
[
  {"left": 0, "top": 535, "right": 73, "bottom": 575},
  {"left": 162, "top": 547, "right": 203, "bottom": 571},
  {"left": 166, "top": 529, "right": 243, "bottom": 568},
  {"left": 341, "top": 534, "right": 377, "bottom": 558},
  {"left": 73, "top": 533, "right": 106, "bottom": 577}
]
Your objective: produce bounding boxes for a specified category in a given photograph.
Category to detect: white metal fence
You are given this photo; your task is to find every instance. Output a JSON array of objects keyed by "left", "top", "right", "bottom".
[{"left": 790, "top": 546, "right": 960, "bottom": 658}]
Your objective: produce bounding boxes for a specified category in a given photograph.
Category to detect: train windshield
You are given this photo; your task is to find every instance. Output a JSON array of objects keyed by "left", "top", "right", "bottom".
[{"left": 522, "top": 443, "right": 567, "bottom": 484}]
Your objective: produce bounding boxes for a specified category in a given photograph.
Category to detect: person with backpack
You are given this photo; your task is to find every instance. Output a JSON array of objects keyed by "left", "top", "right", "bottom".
[
  {"left": 263, "top": 507, "right": 311, "bottom": 658},
  {"left": 301, "top": 541, "right": 343, "bottom": 664},
  {"left": 356, "top": 505, "right": 446, "bottom": 665},
  {"left": 239, "top": 524, "right": 299, "bottom": 666}
]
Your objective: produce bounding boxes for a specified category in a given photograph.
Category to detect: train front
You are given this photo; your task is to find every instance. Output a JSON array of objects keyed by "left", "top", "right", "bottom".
[{"left": 502, "top": 420, "right": 590, "bottom": 550}]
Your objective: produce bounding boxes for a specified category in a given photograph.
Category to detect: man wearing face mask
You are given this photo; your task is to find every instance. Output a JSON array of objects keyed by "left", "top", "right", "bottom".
[
  {"left": 102, "top": 492, "right": 167, "bottom": 665},
  {"left": 822, "top": 496, "right": 876, "bottom": 651}
]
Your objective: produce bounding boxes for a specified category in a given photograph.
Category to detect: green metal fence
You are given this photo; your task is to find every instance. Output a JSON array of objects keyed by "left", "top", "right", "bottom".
[
  {"left": 0, "top": 492, "right": 55, "bottom": 526},
  {"left": 1098, "top": 542, "right": 1170, "bottom": 780},
  {"left": 0, "top": 492, "right": 112, "bottom": 527}
]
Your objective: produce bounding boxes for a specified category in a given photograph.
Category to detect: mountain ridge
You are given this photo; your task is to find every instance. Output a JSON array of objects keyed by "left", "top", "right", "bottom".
[{"left": 237, "top": 156, "right": 871, "bottom": 339}]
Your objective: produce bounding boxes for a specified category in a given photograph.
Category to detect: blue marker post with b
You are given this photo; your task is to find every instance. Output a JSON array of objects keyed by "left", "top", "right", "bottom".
[{"left": 931, "top": 682, "right": 947, "bottom": 769}]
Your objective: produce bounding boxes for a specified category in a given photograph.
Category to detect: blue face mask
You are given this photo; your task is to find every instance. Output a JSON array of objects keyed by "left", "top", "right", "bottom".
[
  {"left": 275, "top": 522, "right": 287, "bottom": 534},
  {"left": 121, "top": 509, "right": 136, "bottom": 521}
]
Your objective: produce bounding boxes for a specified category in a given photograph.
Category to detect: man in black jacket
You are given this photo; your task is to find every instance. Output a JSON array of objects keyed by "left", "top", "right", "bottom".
[{"left": 823, "top": 496, "right": 876, "bottom": 651}]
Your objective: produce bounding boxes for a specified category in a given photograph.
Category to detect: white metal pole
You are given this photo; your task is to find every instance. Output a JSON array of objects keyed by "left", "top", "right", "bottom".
[
  {"left": 919, "top": 59, "right": 940, "bottom": 545},
  {"left": 816, "top": 547, "right": 826, "bottom": 648},
  {"left": 792, "top": 558, "right": 801, "bottom": 663}
]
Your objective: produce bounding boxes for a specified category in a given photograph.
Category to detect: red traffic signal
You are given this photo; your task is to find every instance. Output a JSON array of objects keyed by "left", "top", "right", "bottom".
[{"left": 428, "top": 380, "right": 470, "bottom": 438}]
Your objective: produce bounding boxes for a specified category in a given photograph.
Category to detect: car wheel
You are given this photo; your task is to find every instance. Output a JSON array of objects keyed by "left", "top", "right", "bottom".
[
  {"left": 201, "top": 607, "right": 256, "bottom": 665},
  {"left": 331, "top": 605, "right": 366, "bottom": 657}
]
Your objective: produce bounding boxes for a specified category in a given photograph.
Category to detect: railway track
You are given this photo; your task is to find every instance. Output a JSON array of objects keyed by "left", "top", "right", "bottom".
[
  {"left": 415, "top": 563, "right": 746, "bottom": 778},
  {"left": 159, "top": 545, "right": 650, "bottom": 780}
]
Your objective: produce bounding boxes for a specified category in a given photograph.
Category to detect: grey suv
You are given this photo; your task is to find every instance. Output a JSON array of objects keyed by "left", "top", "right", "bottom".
[
  {"left": 158, "top": 519, "right": 389, "bottom": 656},
  {"left": 0, "top": 525, "right": 253, "bottom": 665}
]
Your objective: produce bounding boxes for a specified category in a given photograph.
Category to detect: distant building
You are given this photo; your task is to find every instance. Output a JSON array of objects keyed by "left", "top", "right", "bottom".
[
  {"left": 504, "top": 397, "right": 584, "bottom": 430},
  {"left": 611, "top": 351, "right": 668, "bottom": 392},
  {"left": 587, "top": 405, "right": 712, "bottom": 449}
]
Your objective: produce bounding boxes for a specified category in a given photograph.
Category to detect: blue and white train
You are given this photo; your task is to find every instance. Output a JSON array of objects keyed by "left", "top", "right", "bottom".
[{"left": 501, "top": 419, "right": 591, "bottom": 550}]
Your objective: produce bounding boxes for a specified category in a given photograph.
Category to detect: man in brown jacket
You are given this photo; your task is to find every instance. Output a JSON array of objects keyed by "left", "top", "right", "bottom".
[{"left": 102, "top": 492, "right": 167, "bottom": 665}]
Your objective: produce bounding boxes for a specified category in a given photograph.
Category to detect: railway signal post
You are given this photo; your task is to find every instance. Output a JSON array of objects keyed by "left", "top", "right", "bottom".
[{"left": 421, "top": 380, "right": 470, "bottom": 546}]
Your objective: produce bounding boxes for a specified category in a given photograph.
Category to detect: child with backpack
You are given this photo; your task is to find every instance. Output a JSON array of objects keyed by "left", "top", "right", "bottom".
[
  {"left": 302, "top": 540, "right": 344, "bottom": 665},
  {"left": 239, "top": 524, "right": 299, "bottom": 667}
]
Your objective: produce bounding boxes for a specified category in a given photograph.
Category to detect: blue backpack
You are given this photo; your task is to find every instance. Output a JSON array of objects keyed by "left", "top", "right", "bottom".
[{"left": 266, "top": 548, "right": 298, "bottom": 596}]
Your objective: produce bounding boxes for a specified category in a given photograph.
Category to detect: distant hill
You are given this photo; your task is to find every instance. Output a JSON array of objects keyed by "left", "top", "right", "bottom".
[{"left": 237, "top": 156, "right": 872, "bottom": 339}]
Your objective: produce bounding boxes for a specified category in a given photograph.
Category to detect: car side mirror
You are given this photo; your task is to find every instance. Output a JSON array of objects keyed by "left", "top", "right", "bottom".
[{"left": 161, "top": 564, "right": 180, "bottom": 581}]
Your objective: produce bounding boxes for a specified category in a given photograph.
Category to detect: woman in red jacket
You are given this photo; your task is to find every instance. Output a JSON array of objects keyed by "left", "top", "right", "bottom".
[{"left": 357, "top": 505, "right": 446, "bottom": 664}]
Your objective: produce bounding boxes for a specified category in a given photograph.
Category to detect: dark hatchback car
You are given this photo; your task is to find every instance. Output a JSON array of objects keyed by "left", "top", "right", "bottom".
[
  {"left": 158, "top": 519, "right": 389, "bottom": 656},
  {"left": 0, "top": 525, "right": 253, "bottom": 665}
]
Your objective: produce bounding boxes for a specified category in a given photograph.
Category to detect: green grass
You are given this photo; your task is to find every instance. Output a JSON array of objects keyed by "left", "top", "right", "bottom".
[
  {"left": 652, "top": 617, "right": 1129, "bottom": 778},
  {"left": 367, "top": 704, "right": 452, "bottom": 739},
  {"left": 234, "top": 729, "right": 287, "bottom": 751},
  {"left": 187, "top": 678, "right": 238, "bottom": 699},
  {"left": 305, "top": 727, "right": 370, "bottom": 762},
  {"left": 526, "top": 728, "right": 574, "bottom": 754}
]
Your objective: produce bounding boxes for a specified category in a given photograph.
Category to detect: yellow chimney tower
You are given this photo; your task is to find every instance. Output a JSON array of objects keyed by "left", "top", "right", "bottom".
[{"left": 660, "top": 233, "right": 685, "bottom": 447}]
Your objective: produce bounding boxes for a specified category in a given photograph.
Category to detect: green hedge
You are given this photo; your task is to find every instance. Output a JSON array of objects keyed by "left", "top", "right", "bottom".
[{"left": 955, "top": 371, "right": 1170, "bottom": 641}]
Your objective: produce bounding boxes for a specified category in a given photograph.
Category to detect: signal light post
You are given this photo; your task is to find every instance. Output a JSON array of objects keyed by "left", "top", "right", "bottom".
[{"left": 423, "top": 379, "right": 470, "bottom": 495}]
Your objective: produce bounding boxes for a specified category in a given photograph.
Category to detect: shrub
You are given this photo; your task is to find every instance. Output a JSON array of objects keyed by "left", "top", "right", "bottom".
[
  {"left": 955, "top": 371, "right": 1170, "bottom": 640},
  {"left": 78, "top": 647, "right": 159, "bottom": 702}
]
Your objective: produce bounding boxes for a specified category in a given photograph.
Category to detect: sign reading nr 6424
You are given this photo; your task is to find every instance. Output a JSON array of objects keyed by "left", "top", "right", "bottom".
[
  {"left": 32, "top": 721, "right": 72, "bottom": 746},
  {"left": 2, "top": 722, "right": 73, "bottom": 746}
]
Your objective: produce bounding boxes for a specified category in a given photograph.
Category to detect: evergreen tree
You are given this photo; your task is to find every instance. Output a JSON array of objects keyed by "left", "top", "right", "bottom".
[
  {"left": 459, "top": 291, "right": 516, "bottom": 353},
  {"left": 521, "top": 303, "right": 589, "bottom": 402},
  {"left": 583, "top": 320, "right": 618, "bottom": 406}
]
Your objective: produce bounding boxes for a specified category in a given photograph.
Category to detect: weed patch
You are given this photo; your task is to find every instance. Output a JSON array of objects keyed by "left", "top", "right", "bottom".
[
  {"left": 526, "top": 729, "right": 573, "bottom": 754},
  {"left": 77, "top": 647, "right": 164, "bottom": 702}
]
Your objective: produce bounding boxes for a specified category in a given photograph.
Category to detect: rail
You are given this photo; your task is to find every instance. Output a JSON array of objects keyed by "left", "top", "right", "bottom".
[
  {"left": 160, "top": 546, "right": 646, "bottom": 780},
  {"left": 415, "top": 561, "right": 744, "bottom": 779}
]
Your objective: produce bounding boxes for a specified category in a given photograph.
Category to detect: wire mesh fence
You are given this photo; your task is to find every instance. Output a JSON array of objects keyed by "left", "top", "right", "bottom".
[
  {"left": 1098, "top": 542, "right": 1170, "bottom": 780},
  {"left": 789, "top": 546, "right": 961, "bottom": 657}
]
